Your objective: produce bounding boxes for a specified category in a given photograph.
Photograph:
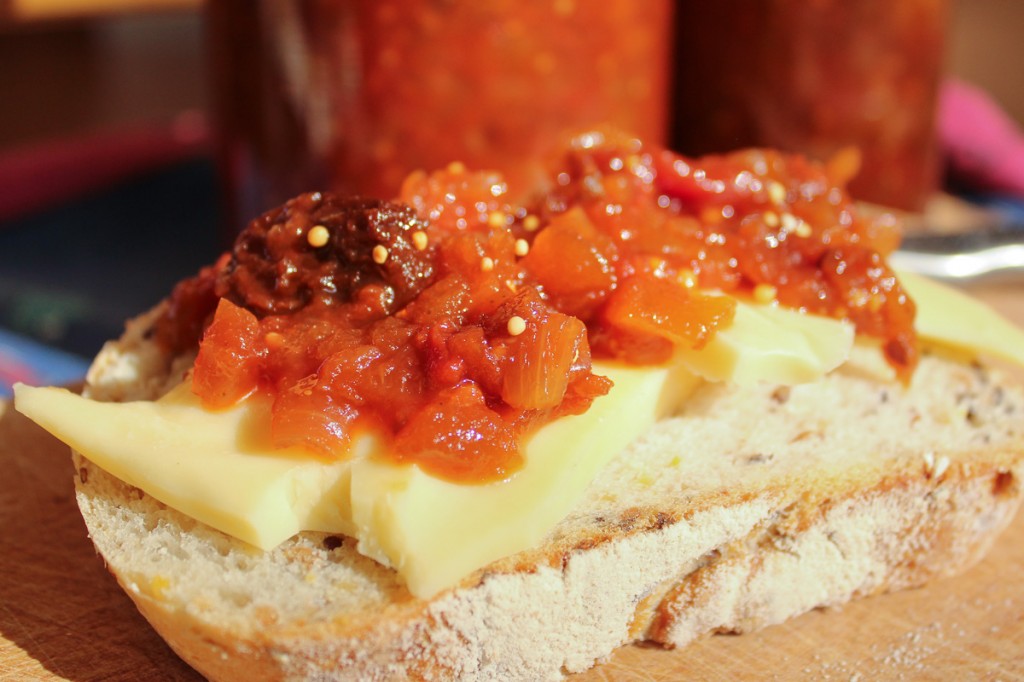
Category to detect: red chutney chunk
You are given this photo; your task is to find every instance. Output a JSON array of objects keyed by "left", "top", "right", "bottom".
[
  {"left": 157, "top": 129, "right": 917, "bottom": 483},
  {"left": 538, "top": 128, "right": 916, "bottom": 376}
]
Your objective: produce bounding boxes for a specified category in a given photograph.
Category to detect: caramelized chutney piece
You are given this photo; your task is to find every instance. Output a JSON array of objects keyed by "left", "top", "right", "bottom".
[
  {"left": 168, "top": 188, "right": 611, "bottom": 483},
  {"left": 153, "top": 258, "right": 223, "bottom": 355},
  {"left": 154, "top": 194, "right": 435, "bottom": 352},
  {"left": 218, "top": 192, "right": 436, "bottom": 315},
  {"left": 538, "top": 129, "right": 917, "bottom": 378}
]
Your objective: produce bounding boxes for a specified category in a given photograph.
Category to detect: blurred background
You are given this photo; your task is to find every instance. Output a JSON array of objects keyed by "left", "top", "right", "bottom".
[{"left": 1, "top": 0, "right": 1023, "bottom": 393}]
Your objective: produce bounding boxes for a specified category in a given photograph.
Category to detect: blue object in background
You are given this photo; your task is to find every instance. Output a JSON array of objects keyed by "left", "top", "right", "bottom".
[
  {"left": 0, "top": 327, "right": 89, "bottom": 396},
  {"left": 966, "top": 194, "right": 1024, "bottom": 226}
]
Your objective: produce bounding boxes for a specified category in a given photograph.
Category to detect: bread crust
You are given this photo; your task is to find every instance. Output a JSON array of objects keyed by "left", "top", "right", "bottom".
[{"left": 73, "top": 310, "right": 1024, "bottom": 681}]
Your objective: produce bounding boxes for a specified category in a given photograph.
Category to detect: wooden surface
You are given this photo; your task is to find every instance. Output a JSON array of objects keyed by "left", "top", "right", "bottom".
[{"left": 2, "top": 282, "right": 1023, "bottom": 681}]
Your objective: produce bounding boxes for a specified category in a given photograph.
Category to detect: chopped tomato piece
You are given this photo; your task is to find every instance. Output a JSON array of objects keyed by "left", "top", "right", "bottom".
[
  {"left": 399, "top": 166, "right": 517, "bottom": 237},
  {"left": 521, "top": 207, "right": 617, "bottom": 317},
  {"left": 559, "top": 370, "right": 614, "bottom": 416},
  {"left": 436, "top": 230, "right": 521, "bottom": 318},
  {"left": 502, "top": 312, "right": 587, "bottom": 410},
  {"left": 819, "top": 248, "right": 917, "bottom": 379},
  {"left": 400, "top": 274, "right": 473, "bottom": 326},
  {"left": 318, "top": 345, "right": 385, "bottom": 406},
  {"left": 192, "top": 298, "right": 266, "bottom": 409},
  {"left": 603, "top": 276, "right": 736, "bottom": 350},
  {"left": 271, "top": 376, "right": 357, "bottom": 458},
  {"left": 154, "top": 258, "right": 223, "bottom": 354},
  {"left": 394, "top": 384, "right": 522, "bottom": 483},
  {"left": 652, "top": 148, "right": 749, "bottom": 207}
]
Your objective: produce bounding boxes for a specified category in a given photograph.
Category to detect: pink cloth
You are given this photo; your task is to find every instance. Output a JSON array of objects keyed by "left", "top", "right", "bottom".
[{"left": 939, "top": 78, "right": 1024, "bottom": 196}]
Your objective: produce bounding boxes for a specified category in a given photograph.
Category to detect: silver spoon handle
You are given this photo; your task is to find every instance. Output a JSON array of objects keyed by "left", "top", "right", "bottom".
[{"left": 892, "top": 228, "right": 1024, "bottom": 283}]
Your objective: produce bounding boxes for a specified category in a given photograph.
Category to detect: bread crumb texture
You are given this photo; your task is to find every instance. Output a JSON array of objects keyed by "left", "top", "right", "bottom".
[{"left": 75, "top": 311, "right": 1024, "bottom": 681}]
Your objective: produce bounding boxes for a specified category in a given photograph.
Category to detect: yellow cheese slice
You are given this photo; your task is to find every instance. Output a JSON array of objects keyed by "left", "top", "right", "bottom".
[
  {"left": 14, "top": 381, "right": 360, "bottom": 549},
  {"left": 13, "top": 300, "right": 855, "bottom": 597},
  {"left": 15, "top": 364, "right": 695, "bottom": 597},
  {"left": 675, "top": 301, "right": 855, "bottom": 385},
  {"left": 348, "top": 362, "right": 698, "bottom": 595},
  {"left": 899, "top": 270, "right": 1024, "bottom": 368}
]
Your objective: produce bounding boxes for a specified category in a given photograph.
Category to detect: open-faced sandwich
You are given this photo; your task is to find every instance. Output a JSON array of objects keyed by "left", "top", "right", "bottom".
[{"left": 15, "top": 129, "right": 1024, "bottom": 681}]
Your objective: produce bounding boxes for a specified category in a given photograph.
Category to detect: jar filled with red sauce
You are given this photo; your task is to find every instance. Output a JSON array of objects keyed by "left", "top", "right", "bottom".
[
  {"left": 208, "top": 0, "right": 674, "bottom": 236},
  {"left": 670, "top": 0, "right": 948, "bottom": 211}
]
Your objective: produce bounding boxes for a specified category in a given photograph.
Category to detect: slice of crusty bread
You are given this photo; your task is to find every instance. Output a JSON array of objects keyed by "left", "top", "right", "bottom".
[{"left": 73, "top": 307, "right": 1024, "bottom": 681}]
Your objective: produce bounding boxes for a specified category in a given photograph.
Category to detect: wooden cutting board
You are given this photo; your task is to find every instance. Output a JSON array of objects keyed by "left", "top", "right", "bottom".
[{"left": 2, "top": 282, "right": 1023, "bottom": 681}]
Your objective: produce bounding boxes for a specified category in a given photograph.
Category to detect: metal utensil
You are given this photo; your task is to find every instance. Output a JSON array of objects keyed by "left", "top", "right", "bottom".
[{"left": 891, "top": 227, "right": 1024, "bottom": 282}]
